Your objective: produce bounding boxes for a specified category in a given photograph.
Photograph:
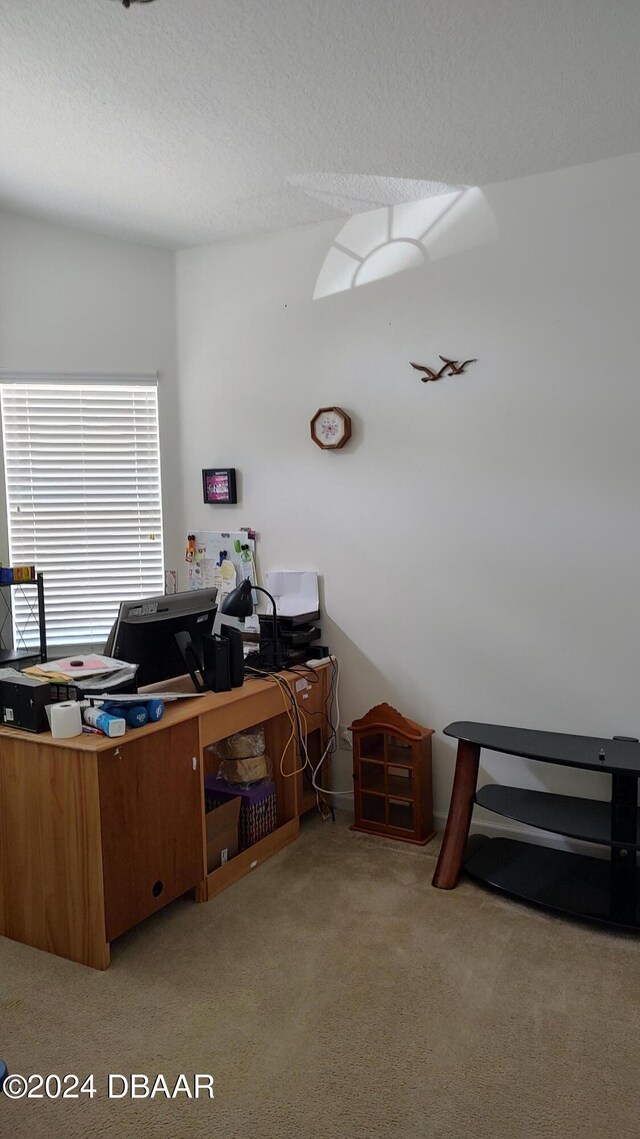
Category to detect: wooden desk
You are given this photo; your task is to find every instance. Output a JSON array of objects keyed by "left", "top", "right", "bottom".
[{"left": 0, "top": 666, "right": 330, "bottom": 969}]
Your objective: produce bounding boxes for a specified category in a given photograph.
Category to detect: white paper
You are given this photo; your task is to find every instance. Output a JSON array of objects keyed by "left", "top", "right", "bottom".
[
  {"left": 264, "top": 571, "right": 319, "bottom": 617},
  {"left": 40, "top": 654, "right": 130, "bottom": 677},
  {"left": 87, "top": 691, "right": 206, "bottom": 702},
  {"left": 75, "top": 666, "right": 139, "bottom": 691}
]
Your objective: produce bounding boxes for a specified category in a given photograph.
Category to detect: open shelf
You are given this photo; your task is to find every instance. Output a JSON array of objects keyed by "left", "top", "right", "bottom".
[
  {"left": 475, "top": 784, "right": 640, "bottom": 849},
  {"left": 0, "top": 572, "right": 47, "bottom": 664},
  {"left": 465, "top": 838, "right": 640, "bottom": 931},
  {"left": 0, "top": 648, "right": 40, "bottom": 665}
]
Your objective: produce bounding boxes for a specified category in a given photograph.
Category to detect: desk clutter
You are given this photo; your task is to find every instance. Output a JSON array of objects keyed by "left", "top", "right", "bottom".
[
  {"left": 26, "top": 652, "right": 139, "bottom": 693},
  {"left": 0, "top": 645, "right": 179, "bottom": 735},
  {"left": 0, "top": 665, "right": 166, "bottom": 737},
  {"left": 183, "top": 547, "right": 328, "bottom": 675},
  {"left": 50, "top": 697, "right": 166, "bottom": 739},
  {"left": 252, "top": 569, "right": 326, "bottom": 669},
  {"left": 255, "top": 611, "right": 326, "bottom": 669},
  {"left": 203, "top": 728, "right": 278, "bottom": 869}
]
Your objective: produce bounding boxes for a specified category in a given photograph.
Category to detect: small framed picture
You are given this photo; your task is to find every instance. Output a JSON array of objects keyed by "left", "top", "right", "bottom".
[{"left": 202, "top": 468, "right": 237, "bottom": 505}]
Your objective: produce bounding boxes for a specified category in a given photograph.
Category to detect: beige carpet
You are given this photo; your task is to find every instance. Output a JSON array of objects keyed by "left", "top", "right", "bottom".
[{"left": 2, "top": 813, "right": 640, "bottom": 1138}]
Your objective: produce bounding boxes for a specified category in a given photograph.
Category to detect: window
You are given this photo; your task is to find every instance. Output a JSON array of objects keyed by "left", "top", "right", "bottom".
[{"left": 0, "top": 378, "right": 164, "bottom": 649}]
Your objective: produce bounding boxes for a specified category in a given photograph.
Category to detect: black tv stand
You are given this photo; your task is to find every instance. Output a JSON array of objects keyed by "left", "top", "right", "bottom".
[{"left": 433, "top": 722, "right": 640, "bottom": 931}]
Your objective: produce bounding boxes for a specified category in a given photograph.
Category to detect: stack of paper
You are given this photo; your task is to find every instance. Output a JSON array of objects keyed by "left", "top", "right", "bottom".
[
  {"left": 264, "top": 571, "right": 319, "bottom": 618},
  {"left": 24, "top": 654, "right": 138, "bottom": 690}
]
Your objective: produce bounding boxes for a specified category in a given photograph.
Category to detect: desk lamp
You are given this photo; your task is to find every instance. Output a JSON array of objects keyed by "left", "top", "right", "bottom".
[{"left": 221, "top": 579, "right": 283, "bottom": 672}]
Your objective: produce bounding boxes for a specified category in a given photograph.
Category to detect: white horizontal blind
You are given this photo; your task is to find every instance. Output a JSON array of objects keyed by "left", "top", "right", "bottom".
[{"left": 0, "top": 381, "right": 164, "bottom": 648}]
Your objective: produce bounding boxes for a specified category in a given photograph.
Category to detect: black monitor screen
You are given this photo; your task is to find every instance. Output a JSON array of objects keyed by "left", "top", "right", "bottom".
[{"left": 109, "top": 591, "right": 217, "bottom": 687}]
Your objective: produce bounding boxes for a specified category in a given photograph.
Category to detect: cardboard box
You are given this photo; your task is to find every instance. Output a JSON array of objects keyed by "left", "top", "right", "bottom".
[
  {"left": 217, "top": 753, "right": 270, "bottom": 785},
  {"left": 205, "top": 796, "right": 240, "bottom": 873}
]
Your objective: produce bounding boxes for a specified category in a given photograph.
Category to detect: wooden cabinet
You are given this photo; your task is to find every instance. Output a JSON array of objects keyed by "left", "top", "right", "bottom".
[
  {"left": 0, "top": 737, "right": 109, "bottom": 969},
  {"left": 98, "top": 720, "right": 203, "bottom": 942},
  {"left": 351, "top": 703, "right": 435, "bottom": 845}
]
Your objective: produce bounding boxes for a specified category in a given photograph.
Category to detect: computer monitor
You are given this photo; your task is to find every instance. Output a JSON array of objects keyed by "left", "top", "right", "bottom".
[{"left": 105, "top": 589, "right": 218, "bottom": 687}]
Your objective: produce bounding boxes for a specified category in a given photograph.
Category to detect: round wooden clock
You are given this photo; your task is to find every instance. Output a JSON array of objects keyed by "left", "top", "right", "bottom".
[{"left": 310, "top": 407, "right": 352, "bottom": 450}]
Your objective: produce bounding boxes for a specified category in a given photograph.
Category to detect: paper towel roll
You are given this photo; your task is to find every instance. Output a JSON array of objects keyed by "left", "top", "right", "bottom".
[{"left": 50, "top": 701, "right": 83, "bottom": 739}]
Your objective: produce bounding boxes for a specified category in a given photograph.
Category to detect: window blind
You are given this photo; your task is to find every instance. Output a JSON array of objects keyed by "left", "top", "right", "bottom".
[{"left": 0, "top": 381, "right": 164, "bottom": 649}]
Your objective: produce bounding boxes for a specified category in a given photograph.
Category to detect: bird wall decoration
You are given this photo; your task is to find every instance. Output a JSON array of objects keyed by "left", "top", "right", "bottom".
[{"left": 411, "top": 356, "right": 477, "bottom": 382}]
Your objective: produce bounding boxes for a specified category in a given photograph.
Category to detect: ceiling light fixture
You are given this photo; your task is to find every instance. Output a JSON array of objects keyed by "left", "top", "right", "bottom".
[{"left": 114, "top": 0, "right": 157, "bottom": 8}]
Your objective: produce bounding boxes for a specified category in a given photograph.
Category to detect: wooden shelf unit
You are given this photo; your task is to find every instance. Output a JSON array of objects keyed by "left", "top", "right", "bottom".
[
  {"left": 350, "top": 703, "right": 435, "bottom": 845},
  {"left": 0, "top": 572, "right": 47, "bottom": 665}
]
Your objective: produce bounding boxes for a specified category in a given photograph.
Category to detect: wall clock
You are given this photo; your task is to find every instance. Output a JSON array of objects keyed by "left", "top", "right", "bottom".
[{"left": 310, "top": 407, "right": 352, "bottom": 450}]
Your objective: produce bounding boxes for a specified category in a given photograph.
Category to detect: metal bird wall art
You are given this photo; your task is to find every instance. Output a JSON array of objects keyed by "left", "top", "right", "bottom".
[{"left": 410, "top": 355, "right": 478, "bottom": 382}]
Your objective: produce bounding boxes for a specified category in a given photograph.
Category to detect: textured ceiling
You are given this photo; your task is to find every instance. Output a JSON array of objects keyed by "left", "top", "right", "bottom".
[{"left": 2, "top": 0, "right": 640, "bottom": 247}]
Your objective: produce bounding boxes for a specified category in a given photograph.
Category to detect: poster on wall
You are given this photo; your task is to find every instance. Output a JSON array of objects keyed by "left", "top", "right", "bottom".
[
  {"left": 202, "top": 468, "right": 237, "bottom": 504},
  {"left": 185, "top": 529, "right": 256, "bottom": 606}
]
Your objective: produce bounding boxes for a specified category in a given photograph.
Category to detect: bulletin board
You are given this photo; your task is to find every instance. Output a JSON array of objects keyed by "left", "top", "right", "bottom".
[{"left": 185, "top": 529, "right": 256, "bottom": 602}]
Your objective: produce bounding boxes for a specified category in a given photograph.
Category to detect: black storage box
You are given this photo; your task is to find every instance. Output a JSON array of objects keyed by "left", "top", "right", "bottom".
[{"left": 0, "top": 676, "right": 52, "bottom": 733}]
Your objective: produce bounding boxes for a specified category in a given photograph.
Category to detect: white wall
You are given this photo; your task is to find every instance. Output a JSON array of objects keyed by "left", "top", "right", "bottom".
[
  {"left": 175, "top": 151, "right": 640, "bottom": 821},
  {"left": 0, "top": 210, "right": 181, "bottom": 583}
]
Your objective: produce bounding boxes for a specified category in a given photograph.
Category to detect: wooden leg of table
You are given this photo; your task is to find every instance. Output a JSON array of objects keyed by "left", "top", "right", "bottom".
[{"left": 432, "top": 740, "right": 481, "bottom": 889}]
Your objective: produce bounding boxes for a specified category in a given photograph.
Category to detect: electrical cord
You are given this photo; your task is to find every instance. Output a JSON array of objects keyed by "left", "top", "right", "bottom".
[
  {"left": 245, "top": 665, "right": 309, "bottom": 781},
  {"left": 308, "top": 656, "right": 354, "bottom": 800},
  {"left": 288, "top": 664, "right": 321, "bottom": 685},
  {"left": 273, "top": 674, "right": 303, "bottom": 777},
  {"left": 246, "top": 663, "right": 334, "bottom": 817}
]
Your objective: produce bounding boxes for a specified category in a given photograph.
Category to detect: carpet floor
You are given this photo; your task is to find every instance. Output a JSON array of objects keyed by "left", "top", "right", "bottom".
[{"left": 2, "top": 812, "right": 640, "bottom": 1138}]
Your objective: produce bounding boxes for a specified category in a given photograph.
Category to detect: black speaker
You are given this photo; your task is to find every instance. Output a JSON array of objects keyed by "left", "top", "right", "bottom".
[
  {"left": 201, "top": 633, "right": 231, "bottom": 692},
  {"left": 221, "top": 624, "right": 244, "bottom": 688}
]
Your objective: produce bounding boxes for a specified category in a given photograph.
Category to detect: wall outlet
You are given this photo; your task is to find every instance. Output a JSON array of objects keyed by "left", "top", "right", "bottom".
[{"left": 339, "top": 725, "right": 352, "bottom": 749}]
